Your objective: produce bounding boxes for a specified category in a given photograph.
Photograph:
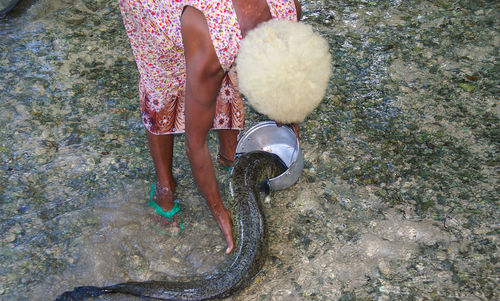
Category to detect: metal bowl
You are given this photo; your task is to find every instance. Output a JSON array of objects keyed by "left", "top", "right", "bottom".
[{"left": 235, "top": 121, "right": 303, "bottom": 190}]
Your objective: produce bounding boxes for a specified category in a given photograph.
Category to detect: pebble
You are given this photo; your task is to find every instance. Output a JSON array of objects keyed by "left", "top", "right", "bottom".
[{"left": 4, "top": 233, "right": 16, "bottom": 243}]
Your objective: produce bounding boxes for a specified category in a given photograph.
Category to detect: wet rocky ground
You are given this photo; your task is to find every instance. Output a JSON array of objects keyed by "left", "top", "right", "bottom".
[{"left": 0, "top": 0, "right": 498, "bottom": 300}]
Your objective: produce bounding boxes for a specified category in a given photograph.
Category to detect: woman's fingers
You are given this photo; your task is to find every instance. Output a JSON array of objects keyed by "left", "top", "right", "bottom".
[{"left": 275, "top": 122, "right": 300, "bottom": 140}]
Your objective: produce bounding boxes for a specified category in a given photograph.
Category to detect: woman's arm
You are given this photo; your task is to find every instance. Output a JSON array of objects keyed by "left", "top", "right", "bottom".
[
  {"left": 294, "top": 0, "right": 302, "bottom": 20},
  {"left": 181, "top": 6, "right": 234, "bottom": 254}
]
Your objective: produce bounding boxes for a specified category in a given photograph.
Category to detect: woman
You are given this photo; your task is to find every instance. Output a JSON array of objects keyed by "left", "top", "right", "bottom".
[{"left": 120, "top": 0, "right": 301, "bottom": 254}]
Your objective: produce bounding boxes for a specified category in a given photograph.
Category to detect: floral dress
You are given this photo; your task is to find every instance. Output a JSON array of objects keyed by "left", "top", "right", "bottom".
[{"left": 120, "top": 0, "right": 298, "bottom": 135}]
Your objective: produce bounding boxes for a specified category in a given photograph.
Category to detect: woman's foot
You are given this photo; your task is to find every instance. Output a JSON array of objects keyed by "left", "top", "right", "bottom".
[
  {"left": 149, "top": 181, "right": 184, "bottom": 235},
  {"left": 149, "top": 212, "right": 184, "bottom": 236},
  {"left": 149, "top": 210, "right": 184, "bottom": 235}
]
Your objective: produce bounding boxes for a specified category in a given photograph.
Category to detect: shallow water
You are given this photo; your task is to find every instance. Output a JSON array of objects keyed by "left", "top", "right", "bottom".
[{"left": 0, "top": 0, "right": 498, "bottom": 300}]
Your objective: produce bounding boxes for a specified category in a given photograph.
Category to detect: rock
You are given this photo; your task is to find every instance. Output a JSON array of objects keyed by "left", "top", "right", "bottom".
[{"left": 3, "top": 233, "right": 16, "bottom": 243}]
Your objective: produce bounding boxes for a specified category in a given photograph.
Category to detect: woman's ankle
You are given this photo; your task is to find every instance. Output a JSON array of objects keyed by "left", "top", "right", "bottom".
[
  {"left": 153, "top": 181, "right": 176, "bottom": 211},
  {"left": 217, "top": 152, "right": 234, "bottom": 167},
  {"left": 217, "top": 129, "right": 238, "bottom": 164}
]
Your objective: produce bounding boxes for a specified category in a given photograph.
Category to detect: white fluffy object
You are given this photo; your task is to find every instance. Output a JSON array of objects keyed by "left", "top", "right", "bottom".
[{"left": 236, "top": 19, "right": 332, "bottom": 123}]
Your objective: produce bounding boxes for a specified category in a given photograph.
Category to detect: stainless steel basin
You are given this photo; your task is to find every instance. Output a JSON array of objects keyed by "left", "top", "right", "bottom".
[{"left": 235, "top": 121, "right": 303, "bottom": 190}]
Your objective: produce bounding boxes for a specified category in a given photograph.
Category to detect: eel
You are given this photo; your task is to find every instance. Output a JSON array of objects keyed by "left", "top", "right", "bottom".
[
  {"left": 56, "top": 151, "right": 287, "bottom": 300},
  {"left": 0, "top": 0, "right": 20, "bottom": 16}
]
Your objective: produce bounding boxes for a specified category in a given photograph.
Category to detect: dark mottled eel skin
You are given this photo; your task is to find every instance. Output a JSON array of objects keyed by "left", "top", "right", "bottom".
[
  {"left": 1, "top": 0, "right": 20, "bottom": 15},
  {"left": 56, "top": 151, "right": 287, "bottom": 300}
]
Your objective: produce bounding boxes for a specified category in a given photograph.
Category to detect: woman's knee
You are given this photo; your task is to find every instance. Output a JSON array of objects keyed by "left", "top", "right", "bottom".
[{"left": 184, "top": 132, "right": 204, "bottom": 161}]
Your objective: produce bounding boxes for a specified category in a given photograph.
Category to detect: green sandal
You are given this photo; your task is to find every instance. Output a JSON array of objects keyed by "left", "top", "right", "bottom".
[{"left": 149, "top": 184, "right": 184, "bottom": 232}]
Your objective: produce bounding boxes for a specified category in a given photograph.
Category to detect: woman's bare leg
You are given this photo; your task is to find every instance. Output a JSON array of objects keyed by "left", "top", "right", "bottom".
[
  {"left": 147, "top": 131, "right": 176, "bottom": 211},
  {"left": 217, "top": 129, "right": 239, "bottom": 166}
]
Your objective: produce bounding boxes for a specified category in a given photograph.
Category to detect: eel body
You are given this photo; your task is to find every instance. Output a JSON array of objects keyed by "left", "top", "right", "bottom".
[
  {"left": 56, "top": 151, "right": 287, "bottom": 300},
  {"left": 0, "top": 0, "right": 20, "bottom": 15}
]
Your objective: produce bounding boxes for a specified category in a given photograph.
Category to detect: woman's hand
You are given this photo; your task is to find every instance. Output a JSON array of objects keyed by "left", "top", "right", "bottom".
[{"left": 275, "top": 122, "right": 300, "bottom": 141}]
